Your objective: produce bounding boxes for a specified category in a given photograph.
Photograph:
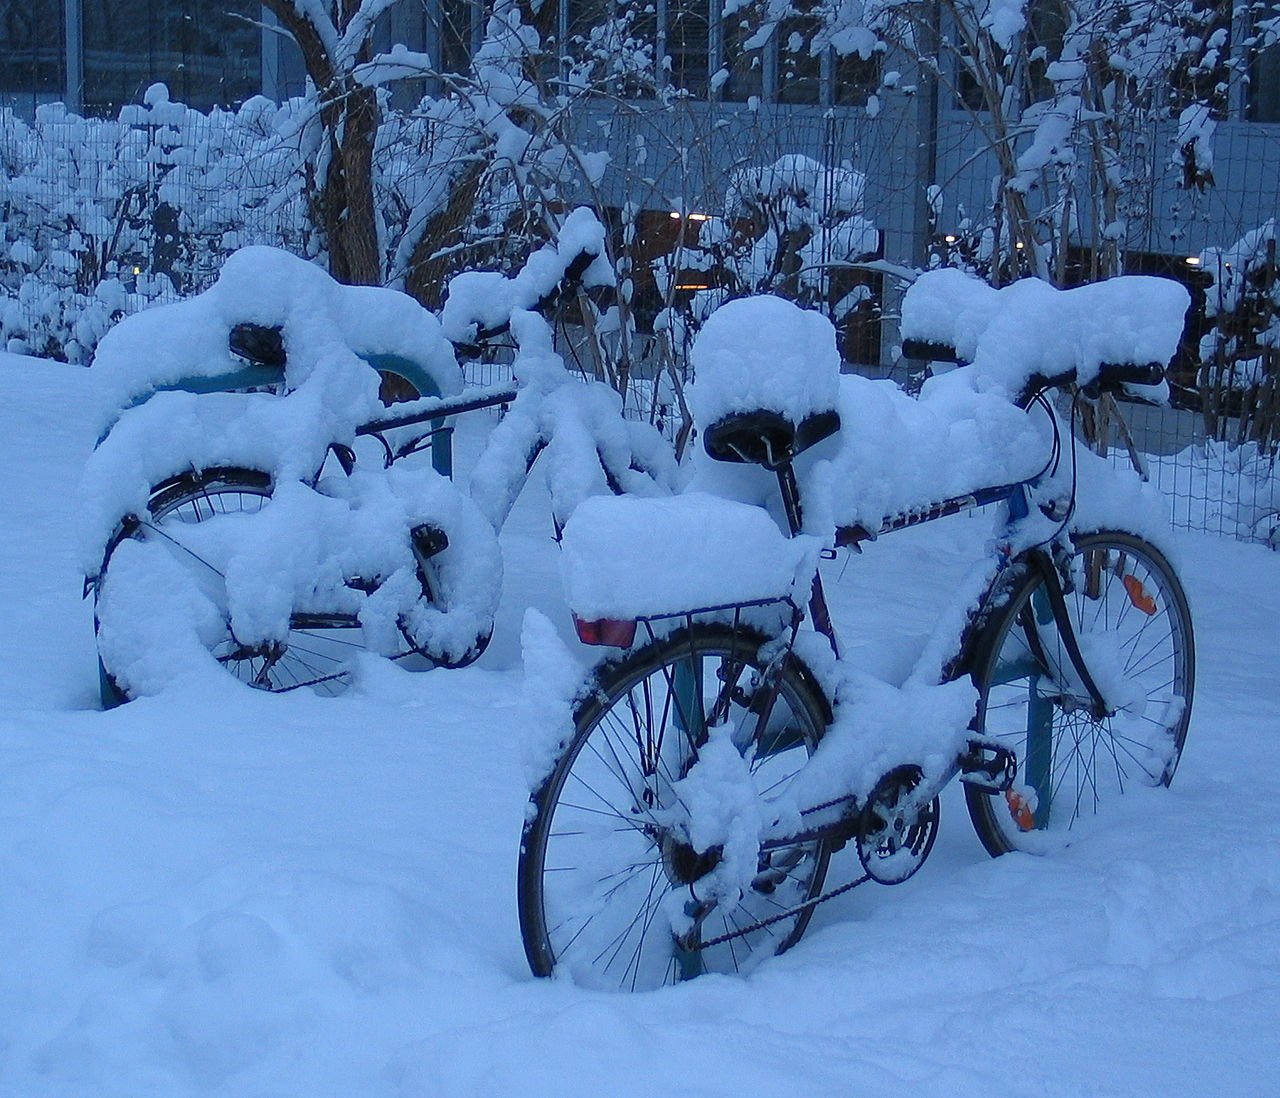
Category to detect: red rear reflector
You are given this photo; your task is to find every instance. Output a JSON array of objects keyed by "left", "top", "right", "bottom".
[{"left": 573, "top": 616, "right": 638, "bottom": 648}]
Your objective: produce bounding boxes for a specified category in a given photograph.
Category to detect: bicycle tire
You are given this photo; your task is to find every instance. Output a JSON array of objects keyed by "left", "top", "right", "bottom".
[
  {"left": 96, "top": 467, "right": 369, "bottom": 699},
  {"left": 965, "top": 531, "right": 1195, "bottom": 856},
  {"left": 518, "top": 623, "right": 834, "bottom": 991}
]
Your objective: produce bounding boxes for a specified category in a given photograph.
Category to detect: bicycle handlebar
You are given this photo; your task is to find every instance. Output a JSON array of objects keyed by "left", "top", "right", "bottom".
[
  {"left": 355, "top": 382, "right": 519, "bottom": 435},
  {"left": 229, "top": 248, "right": 602, "bottom": 371},
  {"left": 453, "top": 248, "right": 599, "bottom": 355},
  {"left": 901, "top": 338, "right": 1166, "bottom": 403}
]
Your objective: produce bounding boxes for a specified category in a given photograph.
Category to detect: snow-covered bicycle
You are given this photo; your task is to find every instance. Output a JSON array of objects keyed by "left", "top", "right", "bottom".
[
  {"left": 83, "top": 211, "right": 676, "bottom": 702},
  {"left": 518, "top": 271, "right": 1196, "bottom": 991}
]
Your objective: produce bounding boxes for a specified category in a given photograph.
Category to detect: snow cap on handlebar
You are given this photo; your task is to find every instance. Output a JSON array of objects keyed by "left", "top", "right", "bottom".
[
  {"left": 900, "top": 268, "right": 1189, "bottom": 402},
  {"left": 439, "top": 207, "right": 613, "bottom": 346}
]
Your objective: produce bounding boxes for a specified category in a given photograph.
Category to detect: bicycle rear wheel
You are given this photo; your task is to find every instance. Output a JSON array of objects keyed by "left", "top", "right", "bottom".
[
  {"left": 96, "top": 468, "right": 365, "bottom": 700},
  {"left": 966, "top": 531, "right": 1194, "bottom": 856},
  {"left": 519, "top": 624, "right": 834, "bottom": 991}
]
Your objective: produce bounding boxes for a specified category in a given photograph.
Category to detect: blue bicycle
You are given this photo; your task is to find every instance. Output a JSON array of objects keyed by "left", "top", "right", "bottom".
[{"left": 518, "top": 275, "right": 1195, "bottom": 991}]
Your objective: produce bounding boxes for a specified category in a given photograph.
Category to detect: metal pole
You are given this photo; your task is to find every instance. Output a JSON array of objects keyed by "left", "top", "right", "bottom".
[{"left": 63, "top": 0, "right": 83, "bottom": 113}]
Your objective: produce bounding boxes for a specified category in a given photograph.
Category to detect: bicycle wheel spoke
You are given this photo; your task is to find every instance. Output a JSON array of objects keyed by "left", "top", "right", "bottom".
[
  {"left": 521, "top": 626, "right": 833, "bottom": 991},
  {"left": 968, "top": 532, "right": 1192, "bottom": 855}
]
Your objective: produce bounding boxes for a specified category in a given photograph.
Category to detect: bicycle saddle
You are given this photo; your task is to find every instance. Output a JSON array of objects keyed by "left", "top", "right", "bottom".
[
  {"left": 229, "top": 323, "right": 286, "bottom": 368},
  {"left": 703, "top": 408, "right": 841, "bottom": 469}
]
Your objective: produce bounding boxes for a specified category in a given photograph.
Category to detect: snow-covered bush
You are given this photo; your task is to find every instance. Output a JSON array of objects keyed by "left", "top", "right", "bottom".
[
  {"left": 1196, "top": 223, "right": 1280, "bottom": 452},
  {"left": 726, "top": 0, "right": 1278, "bottom": 286},
  {"left": 652, "top": 155, "right": 880, "bottom": 397},
  {"left": 1, "top": 0, "right": 616, "bottom": 365}
]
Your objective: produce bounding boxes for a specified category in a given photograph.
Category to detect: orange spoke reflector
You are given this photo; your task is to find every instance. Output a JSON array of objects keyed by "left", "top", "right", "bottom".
[
  {"left": 1005, "top": 790, "right": 1037, "bottom": 831},
  {"left": 1122, "top": 574, "right": 1157, "bottom": 615}
]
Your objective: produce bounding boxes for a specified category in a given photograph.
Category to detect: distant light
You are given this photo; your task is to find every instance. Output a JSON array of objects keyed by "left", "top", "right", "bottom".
[
  {"left": 687, "top": 213, "right": 710, "bottom": 222},
  {"left": 1185, "top": 256, "right": 1202, "bottom": 266},
  {"left": 133, "top": 266, "right": 142, "bottom": 274},
  {"left": 1014, "top": 241, "right": 1025, "bottom": 250},
  {"left": 669, "top": 211, "right": 682, "bottom": 219},
  {"left": 943, "top": 234, "right": 958, "bottom": 244},
  {"left": 675, "top": 282, "right": 711, "bottom": 291}
]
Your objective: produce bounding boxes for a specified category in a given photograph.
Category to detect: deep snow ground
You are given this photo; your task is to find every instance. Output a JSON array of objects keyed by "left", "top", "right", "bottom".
[{"left": 0, "top": 352, "right": 1277, "bottom": 1096}]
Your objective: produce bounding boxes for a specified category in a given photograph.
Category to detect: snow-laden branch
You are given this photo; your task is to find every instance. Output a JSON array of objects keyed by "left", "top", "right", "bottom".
[
  {"left": 353, "top": 45, "right": 436, "bottom": 87},
  {"left": 335, "top": 0, "right": 403, "bottom": 70}
]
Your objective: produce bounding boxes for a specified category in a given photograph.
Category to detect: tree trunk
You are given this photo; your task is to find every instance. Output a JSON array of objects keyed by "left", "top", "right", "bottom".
[
  {"left": 324, "top": 81, "right": 381, "bottom": 285},
  {"left": 404, "top": 160, "right": 487, "bottom": 308},
  {"left": 260, "top": 0, "right": 382, "bottom": 286}
]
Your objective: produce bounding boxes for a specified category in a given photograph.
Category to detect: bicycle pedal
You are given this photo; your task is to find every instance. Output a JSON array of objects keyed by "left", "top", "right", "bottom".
[
  {"left": 411, "top": 523, "right": 449, "bottom": 560},
  {"left": 959, "top": 738, "right": 1017, "bottom": 793}
]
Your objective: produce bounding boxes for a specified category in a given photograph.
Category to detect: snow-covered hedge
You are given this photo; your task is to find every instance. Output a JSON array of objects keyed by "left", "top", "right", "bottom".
[
  {"left": 0, "top": 82, "right": 518, "bottom": 365},
  {"left": 0, "top": 87, "right": 312, "bottom": 363}
]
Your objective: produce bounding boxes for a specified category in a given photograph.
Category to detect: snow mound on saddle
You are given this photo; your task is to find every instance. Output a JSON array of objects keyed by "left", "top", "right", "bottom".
[
  {"left": 81, "top": 247, "right": 464, "bottom": 569},
  {"left": 902, "top": 268, "right": 1189, "bottom": 398},
  {"left": 688, "top": 296, "right": 841, "bottom": 430},
  {"left": 559, "top": 493, "right": 820, "bottom": 621},
  {"left": 92, "top": 245, "right": 462, "bottom": 422}
]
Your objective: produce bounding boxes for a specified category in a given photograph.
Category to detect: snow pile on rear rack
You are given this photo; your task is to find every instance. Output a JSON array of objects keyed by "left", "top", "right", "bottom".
[
  {"left": 560, "top": 493, "right": 819, "bottom": 620},
  {"left": 901, "top": 268, "right": 1189, "bottom": 398}
]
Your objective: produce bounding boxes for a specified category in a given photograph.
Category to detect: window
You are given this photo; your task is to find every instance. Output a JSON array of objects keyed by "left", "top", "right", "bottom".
[
  {"left": 0, "top": 0, "right": 65, "bottom": 112},
  {"left": 717, "top": 4, "right": 877, "bottom": 106},
  {"left": 1169, "top": 0, "right": 1232, "bottom": 118},
  {"left": 1249, "top": 43, "right": 1280, "bottom": 121},
  {"left": 436, "top": 0, "right": 478, "bottom": 77},
  {"left": 720, "top": 12, "right": 764, "bottom": 101},
  {"left": 1025, "top": 0, "right": 1068, "bottom": 103},
  {"left": 81, "top": 0, "right": 261, "bottom": 116},
  {"left": 833, "top": 50, "right": 878, "bottom": 107},
  {"left": 665, "top": 0, "right": 709, "bottom": 95},
  {"left": 776, "top": 4, "right": 821, "bottom": 104}
]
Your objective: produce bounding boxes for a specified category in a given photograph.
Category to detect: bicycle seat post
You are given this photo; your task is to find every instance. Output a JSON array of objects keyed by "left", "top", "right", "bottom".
[
  {"left": 773, "top": 460, "right": 804, "bottom": 537},
  {"left": 774, "top": 460, "right": 841, "bottom": 659}
]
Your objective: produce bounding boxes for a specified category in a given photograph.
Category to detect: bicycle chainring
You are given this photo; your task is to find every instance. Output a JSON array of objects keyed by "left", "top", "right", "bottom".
[{"left": 856, "top": 766, "right": 940, "bottom": 885}]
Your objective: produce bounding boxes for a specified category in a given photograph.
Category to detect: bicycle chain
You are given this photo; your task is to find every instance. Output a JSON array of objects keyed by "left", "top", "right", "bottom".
[
  {"left": 692, "top": 871, "right": 872, "bottom": 950},
  {"left": 687, "top": 791, "right": 867, "bottom": 950},
  {"left": 761, "top": 790, "right": 861, "bottom": 846}
]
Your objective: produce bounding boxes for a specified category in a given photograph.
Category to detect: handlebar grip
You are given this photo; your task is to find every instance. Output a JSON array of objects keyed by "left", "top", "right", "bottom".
[
  {"left": 1094, "top": 361, "right": 1165, "bottom": 389},
  {"left": 562, "top": 249, "right": 597, "bottom": 286},
  {"left": 902, "top": 338, "right": 965, "bottom": 364},
  {"left": 455, "top": 248, "right": 603, "bottom": 355}
]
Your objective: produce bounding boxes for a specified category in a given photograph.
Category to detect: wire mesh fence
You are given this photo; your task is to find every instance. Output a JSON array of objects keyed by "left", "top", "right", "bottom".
[{"left": 2, "top": 89, "right": 1278, "bottom": 545}]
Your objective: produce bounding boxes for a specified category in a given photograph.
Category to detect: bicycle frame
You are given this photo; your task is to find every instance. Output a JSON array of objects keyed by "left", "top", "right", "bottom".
[{"left": 679, "top": 396, "right": 1123, "bottom": 857}]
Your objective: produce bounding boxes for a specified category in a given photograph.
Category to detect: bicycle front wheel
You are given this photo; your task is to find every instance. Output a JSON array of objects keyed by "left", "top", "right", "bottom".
[
  {"left": 519, "top": 624, "right": 834, "bottom": 991},
  {"left": 966, "top": 531, "right": 1195, "bottom": 856}
]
